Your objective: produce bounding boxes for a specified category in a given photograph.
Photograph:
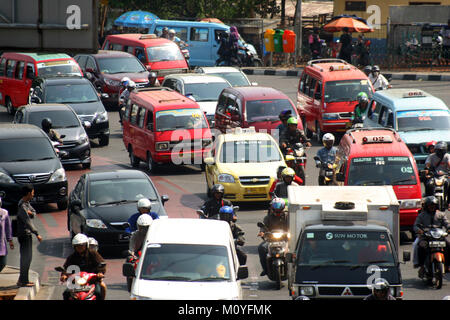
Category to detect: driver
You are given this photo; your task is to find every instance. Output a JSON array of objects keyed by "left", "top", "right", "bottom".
[
  {"left": 279, "top": 117, "right": 311, "bottom": 155},
  {"left": 41, "top": 118, "right": 63, "bottom": 143},
  {"left": 198, "top": 184, "right": 232, "bottom": 218},
  {"left": 364, "top": 278, "right": 396, "bottom": 300},
  {"left": 126, "top": 198, "right": 159, "bottom": 234},
  {"left": 424, "top": 141, "right": 450, "bottom": 206}
]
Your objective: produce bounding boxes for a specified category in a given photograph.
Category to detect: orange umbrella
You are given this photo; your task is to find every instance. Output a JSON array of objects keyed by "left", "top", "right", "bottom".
[
  {"left": 323, "top": 17, "right": 373, "bottom": 33},
  {"left": 199, "top": 18, "right": 224, "bottom": 24}
]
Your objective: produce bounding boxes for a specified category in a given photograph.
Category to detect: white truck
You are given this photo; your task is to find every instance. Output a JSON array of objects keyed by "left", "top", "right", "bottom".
[{"left": 286, "top": 186, "right": 411, "bottom": 299}]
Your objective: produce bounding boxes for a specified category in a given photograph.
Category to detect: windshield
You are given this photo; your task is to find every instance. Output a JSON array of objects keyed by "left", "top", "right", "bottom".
[
  {"left": 28, "top": 110, "right": 80, "bottom": 129},
  {"left": 0, "top": 138, "right": 55, "bottom": 162},
  {"left": 298, "top": 231, "right": 395, "bottom": 267},
  {"left": 210, "top": 72, "right": 249, "bottom": 86},
  {"left": 397, "top": 109, "right": 450, "bottom": 131},
  {"left": 45, "top": 84, "right": 98, "bottom": 104},
  {"left": 97, "top": 57, "right": 146, "bottom": 74},
  {"left": 246, "top": 99, "right": 296, "bottom": 122},
  {"left": 324, "top": 79, "right": 372, "bottom": 103},
  {"left": 184, "top": 83, "right": 229, "bottom": 102},
  {"left": 140, "top": 244, "right": 230, "bottom": 281},
  {"left": 147, "top": 45, "right": 184, "bottom": 62},
  {"left": 155, "top": 108, "right": 208, "bottom": 131},
  {"left": 219, "top": 140, "right": 282, "bottom": 163},
  {"left": 37, "top": 61, "right": 82, "bottom": 77},
  {"left": 348, "top": 156, "right": 417, "bottom": 186},
  {"left": 88, "top": 178, "right": 158, "bottom": 207}
]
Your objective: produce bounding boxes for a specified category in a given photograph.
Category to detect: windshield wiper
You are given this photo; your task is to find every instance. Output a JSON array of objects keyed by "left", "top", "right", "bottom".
[
  {"left": 355, "top": 180, "right": 384, "bottom": 186},
  {"left": 311, "top": 260, "right": 351, "bottom": 270},
  {"left": 145, "top": 276, "right": 191, "bottom": 281},
  {"left": 190, "top": 277, "right": 230, "bottom": 282},
  {"left": 95, "top": 199, "right": 135, "bottom": 206},
  {"left": 391, "top": 178, "right": 414, "bottom": 185}
]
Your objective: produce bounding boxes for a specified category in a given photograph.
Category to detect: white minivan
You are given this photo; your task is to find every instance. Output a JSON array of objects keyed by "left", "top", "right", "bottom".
[{"left": 124, "top": 218, "right": 248, "bottom": 300}]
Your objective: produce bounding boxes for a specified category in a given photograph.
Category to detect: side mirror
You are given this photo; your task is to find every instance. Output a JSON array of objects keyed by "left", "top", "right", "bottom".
[
  {"left": 336, "top": 172, "right": 345, "bottom": 182},
  {"left": 403, "top": 251, "right": 411, "bottom": 263},
  {"left": 161, "top": 195, "right": 169, "bottom": 204},
  {"left": 122, "top": 262, "right": 135, "bottom": 277},
  {"left": 204, "top": 157, "right": 215, "bottom": 165},
  {"left": 70, "top": 199, "right": 82, "bottom": 211},
  {"left": 237, "top": 266, "right": 248, "bottom": 280}
]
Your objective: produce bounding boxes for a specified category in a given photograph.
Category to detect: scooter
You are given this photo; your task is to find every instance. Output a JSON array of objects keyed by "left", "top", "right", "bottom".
[
  {"left": 416, "top": 224, "right": 448, "bottom": 289},
  {"left": 257, "top": 222, "right": 289, "bottom": 290},
  {"left": 123, "top": 251, "right": 141, "bottom": 292},
  {"left": 314, "top": 156, "right": 337, "bottom": 185},
  {"left": 285, "top": 142, "right": 307, "bottom": 185},
  {"left": 423, "top": 170, "right": 448, "bottom": 212},
  {"left": 55, "top": 262, "right": 106, "bottom": 300}
]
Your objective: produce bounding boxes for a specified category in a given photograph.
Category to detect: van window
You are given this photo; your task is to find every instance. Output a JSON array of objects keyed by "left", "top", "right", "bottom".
[
  {"left": 147, "top": 44, "right": 184, "bottom": 62},
  {"left": 214, "top": 30, "right": 226, "bottom": 43},
  {"left": 190, "top": 28, "right": 209, "bottom": 42},
  {"left": 16, "top": 61, "right": 25, "bottom": 80},
  {"left": 6, "top": 60, "right": 16, "bottom": 78},
  {"left": 378, "top": 106, "right": 391, "bottom": 126},
  {"left": 26, "top": 64, "right": 35, "bottom": 79},
  {"left": 0, "top": 58, "right": 5, "bottom": 76},
  {"left": 303, "top": 74, "right": 310, "bottom": 94},
  {"left": 156, "top": 26, "right": 188, "bottom": 41},
  {"left": 111, "top": 43, "right": 123, "bottom": 51},
  {"left": 124, "top": 102, "right": 132, "bottom": 121},
  {"left": 127, "top": 46, "right": 135, "bottom": 55},
  {"left": 76, "top": 56, "right": 88, "bottom": 69},
  {"left": 135, "top": 47, "right": 147, "bottom": 64},
  {"left": 314, "top": 81, "right": 322, "bottom": 100},
  {"left": 138, "top": 107, "right": 146, "bottom": 128},
  {"left": 246, "top": 99, "right": 296, "bottom": 123},
  {"left": 130, "top": 104, "right": 139, "bottom": 125},
  {"left": 367, "top": 100, "right": 381, "bottom": 121},
  {"left": 146, "top": 111, "right": 154, "bottom": 131},
  {"left": 85, "top": 57, "right": 97, "bottom": 72},
  {"left": 102, "top": 40, "right": 109, "bottom": 50},
  {"left": 308, "top": 78, "right": 317, "bottom": 97}
]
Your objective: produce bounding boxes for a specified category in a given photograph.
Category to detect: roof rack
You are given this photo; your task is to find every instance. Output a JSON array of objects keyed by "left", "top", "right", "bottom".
[
  {"left": 139, "top": 34, "right": 158, "bottom": 40},
  {"left": 306, "top": 58, "right": 348, "bottom": 66}
]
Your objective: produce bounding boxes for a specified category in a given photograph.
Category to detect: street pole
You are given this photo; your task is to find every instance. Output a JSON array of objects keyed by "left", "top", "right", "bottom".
[{"left": 294, "top": 0, "right": 302, "bottom": 66}]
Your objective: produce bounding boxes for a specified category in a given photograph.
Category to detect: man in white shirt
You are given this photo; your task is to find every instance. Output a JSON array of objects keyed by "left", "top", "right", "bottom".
[{"left": 369, "top": 65, "right": 389, "bottom": 90}]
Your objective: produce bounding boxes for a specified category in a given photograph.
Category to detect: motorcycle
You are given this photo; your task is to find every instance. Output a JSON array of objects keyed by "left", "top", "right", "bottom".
[
  {"left": 423, "top": 170, "right": 448, "bottom": 212},
  {"left": 285, "top": 142, "right": 307, "bottom": 185},
  {"left": 238, "top": 44, "right": 263, "bottom": 67},
  {"left": 314, "top": 156, "right": 337, "bottom": 185},
  {"left": 416, "top": 224, "right": 448, "bottom": 289},
  {"left": 51, "top": 138, "right": 68, "bottom": 159},
  {"left": 123, "top": 251, "right": 141, "bottom": 292},
  {"left": 55, "top": 262, "right": 106, "bottom": 300},
  {"left": 257, "top": 221, "right": 289, "bottom": 290}
]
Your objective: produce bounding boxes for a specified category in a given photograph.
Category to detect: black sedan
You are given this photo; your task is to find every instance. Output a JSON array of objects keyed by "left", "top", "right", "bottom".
[{"left": 67, "top": 170, "right": 169, "bottom": 251}]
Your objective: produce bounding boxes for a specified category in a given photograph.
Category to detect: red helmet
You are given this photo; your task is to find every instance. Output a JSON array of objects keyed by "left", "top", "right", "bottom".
[{"left": 426, "top": 140, "right": 437, "bottom": 151}]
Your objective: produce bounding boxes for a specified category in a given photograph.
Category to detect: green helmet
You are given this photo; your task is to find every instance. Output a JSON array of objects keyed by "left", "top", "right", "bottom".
[
  {"left": 357, "top": 92, "right": 368, "bottom": 103},
  {"left": 286, "top": 117, "right": 298, "bottom": 125}
]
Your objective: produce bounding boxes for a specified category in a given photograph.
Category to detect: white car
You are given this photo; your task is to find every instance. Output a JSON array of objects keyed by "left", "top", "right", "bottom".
[
  {"left": 161, "top": 73, "right": 231, "bottom": 127},
  {"left": 125, "top": 218, "right": 248, "bottom": 300},
  {"left": 195, "top": 66, "right": 257, "bottom": 87}
]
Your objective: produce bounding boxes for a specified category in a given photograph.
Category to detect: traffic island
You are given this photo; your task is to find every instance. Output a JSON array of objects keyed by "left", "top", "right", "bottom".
[{"left": 0, "top": 266, "right": 40, "bottom": 300}]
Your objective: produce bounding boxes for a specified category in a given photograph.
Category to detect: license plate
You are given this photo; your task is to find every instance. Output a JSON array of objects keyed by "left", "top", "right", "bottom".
[
  {"left": 325, "top": 171, "right": 333, "bottom": 177},
  {"left": 119, "top": 233, "right": 130, "bottom": 241},
  {"left": 245, "top": 187, "right": 266, "bottom": 194},
  {"left": 429, "top": 241, "right": 446, "bottom": 248}
]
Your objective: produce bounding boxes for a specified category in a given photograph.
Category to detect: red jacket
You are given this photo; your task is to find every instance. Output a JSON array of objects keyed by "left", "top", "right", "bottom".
[{"left": 269, "top": 175, "right": 304, "bottom": 194}]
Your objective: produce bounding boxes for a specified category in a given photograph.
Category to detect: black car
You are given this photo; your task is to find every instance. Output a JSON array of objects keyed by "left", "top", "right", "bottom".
[
  {"left": 28, "top": 75, "right": 110, "bottom": 146},
  {"left": 68, "top": 170, "right": 169, "bottom": 250},
  {"left": 13, "top": 104, "right": 91, "bottom": 169},
  {"left": 0, "top": 124, "right": 68, "bottom": 210}
]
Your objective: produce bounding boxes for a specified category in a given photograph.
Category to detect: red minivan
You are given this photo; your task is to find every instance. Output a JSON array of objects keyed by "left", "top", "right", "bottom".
[
  {"left": 214, "top": 86, "right": 303, "bottom": 137},
  {"left": 335, "top": 127, "right": 422, "bottom": 232},
  {"left": 0, "top": 52, "right": 82, "bottom": 114},
  {"left": 102, "top": 34, "right": 188, "bottom": 82},
  {"left": 122, "top": 87, "right": 212, "bottom": 172}
]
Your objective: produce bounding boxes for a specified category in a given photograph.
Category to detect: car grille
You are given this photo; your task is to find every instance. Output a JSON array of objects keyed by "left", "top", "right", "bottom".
[
  {"left": 79, "top": 115, "right": 95, "bottom": 123},
  {"left": 239, "top": 176, "right": 271, "bottom": 186},
  {"left": 318, "top": 286, "right": 371, "bottom": 296},
  {"left": 169, "top": 139, "right": 207, "bottom": 151},
  {"left": 13, "top": 173, "right": 52, "bottom": 184},
  {"left": 338, "top": 112, "right": 353, "bottom": 119},
  {"left": 59, "top": 141, "right": 78, "bottom": 149}
]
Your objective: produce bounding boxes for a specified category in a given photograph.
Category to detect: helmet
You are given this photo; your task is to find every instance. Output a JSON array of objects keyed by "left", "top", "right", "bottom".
[
  {"left": 371, "top": 278, "right": 389, "bottom": 295},
  {"left": 219, "top": 206, "right": 235, "bottom": 222},
  {"left": 137, "top": 198, "right": 152, "bottom": 210},
  {"left": 169, "top": 29, "right": 176, "bottom": 34},
  {"left": 285, "top": 155, "right": 295, "bottom": 162},
  {"left": 322, "top": 133, "right": 335, "bottom": 143},
  {"left": 137, "top": 214, "right": 153, "bottom": 227},
  {"left": 211, "top": 184, "right": 225, "bottom": 195},
  {"left": 435, "top": 141, "right": 448, "bottom": 158},
  {"left": 72, "top": 233, "right": 89, "bottom": 246},
  {"left": 277, "top": 165, "right": 287, "bottom": 177},
  {"left": 426, "top": 140, "right": 437, "bottom": 152},
  {"left": 357, "top": 92, "right": 368, "bottom": 103},
  {"left": 127, "top": 81, "right": 136, "bottom": 89},
  {"left": 363, "top": 65, "right": 372, "bottom": 75},
  {"left": 88, "top": 237, "right": 98, "bottom": 251},
  {"left": 286, "top": 117, "right": 298, "bottom": 125},
  {"left": 148, "top": 72, "right": 157, "bottom": 80},
  {"left": 423, "top": 196, "right": 439, "bottom": 207},
  {"left": 41, "top": 118, "right": 52, "bottom": 130},
  {"left": 278, "top": 109, "right": 292, "bottom": 121},
  {"left": 121, "top": 77, "right": 130, "bottom": 86},
  {"left": 281, "top": 167, "right": 295, "bottom": 178},
  {"left": 270, "top": 197, "right": 286, "bottom": 215},
  {"left": 372, "top": 65, "right": 380, "bottom": 72}
]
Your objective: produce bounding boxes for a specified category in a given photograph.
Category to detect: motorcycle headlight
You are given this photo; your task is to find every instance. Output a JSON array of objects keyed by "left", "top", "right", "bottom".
[
  {"left": 272, "top": 232, "right": 284, "bottom": 239},
  {"left": 105, "top": 79, "right": 121, "bottom": 86},
  {"left": 430, "top": 229, "right": 444, "bottom": 239},
  {"left": 95, "top": 111, "right": 108, "bottom": 123},
  {"left": 218, "top": 174, "right": 235, "bottom": 183},
  {"left": 0, "top": 172, "right": 14, "bottom": 184},
  {"left": 399, "top": 199, "right": 421, "bottom": 209},
  {"left": 435, "top": 178, "right": 444, "bottom": 186},
  {"left": 86, "top": 219, "right": 107, "bottom": 229},
  {"left": 49, "top": 168, "right": 66, "bottom": 183}
]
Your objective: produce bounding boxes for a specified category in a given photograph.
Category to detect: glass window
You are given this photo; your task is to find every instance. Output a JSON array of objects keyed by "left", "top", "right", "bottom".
[
  {"left": 156, "top": 26, "right": 188, "bottom": 41},
  {"left": 324, "top": 79, "right": 372, "bottom": 103},
  {"left": 111, "top": 43, "right": 123, "bottom": 51},
  {"left": 184, "top": 82, "right": 230, "bottom": 102},
  {"left": 146, "top": 44, "right": 184, "bottom": 62},
  {"left": 76, "top": 56, "right": 88, "bottom": 69},
  {"left": 345, "top": 1, "right": 367, "bottom": 11},
  {"left": 45, "top": 84, "right": 98, "bottom": 104},
  {"left": 85, "top": 58, "right": 97, "bottom": 71},
  {"left": 396, "top": 109, "right": 450, "bottom": 132},
  {"left": 27, "top": 110, "right": 80, "bottom": 129},
  {"left": 130, "top": 104, "right": 139, "bottom": 125},
  {"left": 97, "top": 57, "right": 146, "bottom": 74},
  {"left": 6, "top": 60, "right": 16, "bottom": 78},
  {"left": 210, "top": 72, "right": 250, "bottom": 86},
  {"left": 139, "top": 244, "right": 230, "bottom": 281},
  {"left": 15, "top": 61, "right": 25, "bottom": 80},
  {"left": 347, "top": 156, "right": 417, "bottom": 186},
  {"left": 308, "top": 78, "right": 317, "bottom": 97},
  {"left": 26, "top": 63, "right": 35, "bottom": 79},
  {"left": 155, "top": 108, "right": 208, "bottom": 131},
  {"left": 127, "top": 46, "right": 135, "bottom": 54},
  {"left": 0, "top": 58, "right": 6, "bottom": 77},
  {"left": 0, "top": 137, "right": 55, "bottom": 162},
  {"left": 135, "top": 47, "right": 147, "bottom": 64},
  {"left": 146, "top": 111, "right": 154, "bottom": 131},
  {"left": 219, "top": 140, "right": 282, "bottom": 163},
  {"left": 37, "top": 60, "right": 82, "bottom": 77},
  {"left": 190, "top": 28, "right": 209, "bottom": 42},
  {"left": 246, "top": 99, "right": 296, "bottom": 123},
  {"left": 102, "top": 40, "right": 110, "bottom": 50},
  {"left": 138, "top": 107, "right": 146, "bottom": 128}
]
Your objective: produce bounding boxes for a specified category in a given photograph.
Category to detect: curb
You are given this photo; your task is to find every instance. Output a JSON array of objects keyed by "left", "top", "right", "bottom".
[
  {"left": 241, "top": 68, "right": 450, "bottom": 81},
  {"left": 0, "top": 266, "right": 41, "bottom": 300}
]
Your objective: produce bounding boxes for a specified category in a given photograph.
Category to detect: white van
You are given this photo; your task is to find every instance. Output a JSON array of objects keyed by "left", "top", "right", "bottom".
[{"left": 124, "top": 218, "right": 248, "bottom": 300}]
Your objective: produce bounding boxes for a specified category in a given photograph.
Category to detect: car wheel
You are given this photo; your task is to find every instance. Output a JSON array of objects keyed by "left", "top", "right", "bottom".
[
  {"left": 82, "top": 162, "right": 91, "bottom": 170},
  {"left": 99, "top": 134, "right": 109, "bottom": 146},
  {"left": 6, "top": 97, "right": 15, "bottom": 115},
  {"left": 316, "top": 121, "right": 323, "bottom": 143},
  {"left": 57, "top": 199, "right": 68, "bottom": 211},
  {"left": 146, "top": 152, "right": 158, "bottom": 173},
  {"left": 303, "top": 118, "right": 313, "bottom": 139},
  {"left": 129, "top": 147, "right": 139, "bottom": 168}
]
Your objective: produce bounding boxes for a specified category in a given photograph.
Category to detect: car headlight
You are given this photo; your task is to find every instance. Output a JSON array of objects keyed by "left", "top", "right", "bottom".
[
  {"left": 49, "top": 168, "right": 66, "bottom": 183},
  {"left": 322, "top": 113, "right": 339, "bottom": 120},
  {"left": 105, "top": 79, "right": 121, "bottom": 86},
  {"left": 156, "top": 142, "right": 170, "bottom": 151},
  {"left": 218, "top": 174, "right": 235, "bottom": 183},
  {"left": 78, "top": 134, "right": 89, "bottom": 145},
  {"left": 95, "top": 111, "right": 108, "bottom": 123},
  {"left": 399, "top": 199, "right": 421, "bottom": 209},
  {"left": 0, "top": 172, "right": 14, "bottom": 184},
  {"left": 86, "top": 219, "right": 107, "bottom": 229},
  {"left": 300, "top": 286, "right": 315, "bottom": 296}
]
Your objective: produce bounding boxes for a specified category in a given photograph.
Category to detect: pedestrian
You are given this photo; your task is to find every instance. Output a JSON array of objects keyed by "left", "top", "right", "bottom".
[
  {"left": 16, "top": 184, "right": 42, "bottom": 287},
  {"left": 0, "top": 196, "right": 14, "bottom": 273},
  {"left": 440, "top": 19, "right": 450, "bottom": 65},
  {"left": 229, "top": 26, "right": 242, "bottom": 65},
  {"left": 338, "top": 27, "right": 353, "bottom": 64},
  {"left": 355, "top": 34, "right": 370, "bottom": 67},
  {"left": 309, "top": 27, "right": 322, "bottom": 59}
]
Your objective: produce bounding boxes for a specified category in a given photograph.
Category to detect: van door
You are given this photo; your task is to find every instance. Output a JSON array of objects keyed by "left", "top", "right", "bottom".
[
  {"left": 189, "top": 26, "right": 212, "bottom": 66},
  {"left": 145, "top": 110, "right": 155, "bottom": 158},
  {"left": 133, "top": 106, "right": 148, "bottom": 160},
  {"left": 364, "top": 99, "right": 382, "bottom": 127},
  {"left": 13, "top": 61, "right": 29, "bottom": 107}
]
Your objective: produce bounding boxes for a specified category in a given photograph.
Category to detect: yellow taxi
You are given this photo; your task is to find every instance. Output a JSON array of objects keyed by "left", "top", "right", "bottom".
[{"left": 204, "top": 127, "right": 286, "bottom": 202}]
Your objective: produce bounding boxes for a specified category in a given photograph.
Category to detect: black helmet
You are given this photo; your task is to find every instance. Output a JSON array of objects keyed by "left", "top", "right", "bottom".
[
  {"left": 41, "top": 118, "right": 52, "bottom": 130},
  {"left": 363, "top": 65, "right": 372, "bottom": 76},
  {"left": 278, "top": 109, "right": 292, "bottom": 121},
  {"left": 435, "top": 141, "right": 448, "bottom": 158},
  {"left": 211, "top": 184, "right": 225, "bottom": 195},
  {"left": 148, "top": 72, "right": 157, "bottom": 80},
  {"left": 423, "top": 196, "right": 439, "bottom": 213}
]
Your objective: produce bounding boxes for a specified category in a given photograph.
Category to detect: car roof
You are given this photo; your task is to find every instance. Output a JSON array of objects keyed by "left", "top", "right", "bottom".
[
  {"left": 85, "top": 169, "right": 149, "bottom": 182},
  {"left": 20, "top": 104, "right": 75, "bottom": 113},
  {"left": 198, "top": 67, "right": 242, "bottom": 74},
  {"left": 146, "top": 218, "right": 232, "bottom": 246},
  {"left": 305, "top": 62, "right": 367, "bottom": 82},
  {"left": 36, "top": 76, "right": 89, "bottom": 85},
  {"left": 4, "top": 52, "right": 72, "bottom": 62},
  {"left": 154, "top": 20, "right": 229, "bottom": 30},
  {"left": 88, "top": 50, "right": 137, "bottom": 58},
  {"left": 304, "top": 223, "right": 388, "bottom": 232},
  {"left": 132, "top": 88, "right": 199, "bottom": 110},
  {"left": 342, "top": 128, "right": 412, "bottom": 158},
  {"left": 221, "top": 130, "right": 273, "bottom": 142},
  {"left": 224, "top": 86, "right": 289, "bottom": 100},
  {"left": 0, "top": 124, "right": 46, "bottom": 139},
  {"left": 106, "top": 33, "right": 175, "bottom": 46},
  {"left": 372, "top": 89, "right": 448, "bottom": 111},
  {"left": 165, "top": 73, "right": 229, "bottom": 84}
]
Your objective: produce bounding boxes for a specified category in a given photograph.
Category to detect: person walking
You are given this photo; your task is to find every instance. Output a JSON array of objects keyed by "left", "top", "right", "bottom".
[
  {"left": 16, "top": 184, "right": 42, "bottom": 287},
  {"left": 0, "top": 196, "right": 14, "bottom": 272},
  {"left": 338, "top": 27, "right": 353, "bottom": 64}
]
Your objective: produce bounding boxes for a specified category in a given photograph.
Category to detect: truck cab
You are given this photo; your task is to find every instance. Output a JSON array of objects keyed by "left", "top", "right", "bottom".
[{"left": 287, "top": 186, "right": 409, "bottom": 300}]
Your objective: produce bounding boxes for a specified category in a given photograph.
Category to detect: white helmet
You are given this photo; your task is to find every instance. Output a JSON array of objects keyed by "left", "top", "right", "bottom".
[
  {"left": 127, "top": 80, "right": 136, "bottom": 89},
  {"left": 72, "top": 233, "right": 89, "bottom": 246},
  {"left": 322, "top": 133, "right": 335, "bottom": 142},
  {"left": 88, "top": 237, "right": 98, "bottom": 247},
  {"left": 137, "top": 214, "right": 153, "bottom": 227},
  {"left": 121, "top": 77, "right": 131, "bottom": 85},
  {"left": 137, "top": 198, "right": 151, "bottom": 210}
]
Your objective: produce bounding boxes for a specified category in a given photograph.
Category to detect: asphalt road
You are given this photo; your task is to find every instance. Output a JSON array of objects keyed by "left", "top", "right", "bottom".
[{"left": 1, "top": 75, "right": 450, "bottom": 300}]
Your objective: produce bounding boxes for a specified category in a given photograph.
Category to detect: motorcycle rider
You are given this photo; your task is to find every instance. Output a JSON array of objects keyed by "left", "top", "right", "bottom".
[
  {"left": 363, "top": 278, "right": 396, "bottom": 300},
  {"left": 424, "top": 141, "right": 450, "bottom": 206},
  {"left": 119, "top": 79, "right": 135, "bottom": 124},
  {"left": 413, "top": 196, "right": 450, "bottom": 275},
  {"left": 128, "top": 214, "right": 153, "bottom": 259},
  {"left": 216, "top": 32, "right": 232, "bottom": 66},
  {"left": 147, "top": 72, "right": 160, "bottom": 87},
  {"left": 273, "top": 167, "right": 299, "bottom": 199},
  {"left": 199, "top": 184, "right": 232, "bottom": 218},
  {"left": 126, "top": 198, "right": 159, "bottom": 234},
  {"left": 257, "top": 198, "right": 289, "bottom": 276},
  {"left": 279, "top": 117, "right": 311, "bottom": 155},
  {"left": 363, "top": 65, "right": 372, "bottom": 77},
  {"left": 276, "top": 109, "right": 292, "bottom": 136},
  {"left": 88, "top": 237, "right": 99, "bottom": 252},
  {"left": 352, "top": 92, "right": 369, "bottom": 125},
  {"left": 41, "top": 118, "right": 63, "bottom": 143},
  {"left": 218, "top": 206, "right": 247, "bottom": 265},
  {"left": 60, "top": 233, "right": 106, "bottom": 300},
  {"left": 315, "top": 133, "right": 338, "bottom": 185},
  {"left": 369, "top": 65, "right": 390, "bottom": 90}
]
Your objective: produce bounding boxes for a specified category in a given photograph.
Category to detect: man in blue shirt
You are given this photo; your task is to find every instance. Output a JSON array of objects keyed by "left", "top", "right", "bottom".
[
  {"left": 126, "top": 198, "right": 159, "bottom": 234},
  {"left": 315, "top": 133, "right": 337, "bottom": 185}
]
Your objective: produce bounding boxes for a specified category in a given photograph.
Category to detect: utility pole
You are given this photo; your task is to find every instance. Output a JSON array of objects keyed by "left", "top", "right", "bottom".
[{"left": 294, "top": 0, "right": 302, "bottom": 64}]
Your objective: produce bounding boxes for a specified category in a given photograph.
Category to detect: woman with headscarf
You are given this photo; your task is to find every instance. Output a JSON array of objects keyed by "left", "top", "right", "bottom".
[{"left": 229, "top": 26, "right": 242, "bottom": 65}]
